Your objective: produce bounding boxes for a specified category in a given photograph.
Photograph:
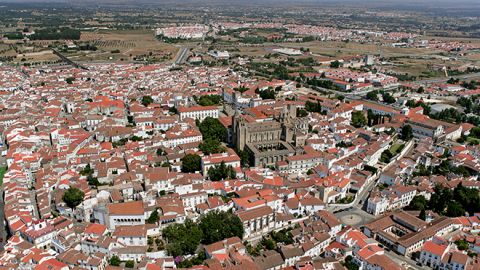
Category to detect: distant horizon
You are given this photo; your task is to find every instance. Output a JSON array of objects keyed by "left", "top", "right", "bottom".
[{"left": 0, "top": 0, "right": 479, "bottom": 5}]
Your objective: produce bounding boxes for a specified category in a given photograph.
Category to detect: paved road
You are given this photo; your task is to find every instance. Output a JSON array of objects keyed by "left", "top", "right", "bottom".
[
  {"left": 331, "top": 140, "right": 414, "bottom": 223},
  {"left": 385, "top": 250, "right": 427, "bottom": 270},
  {"left": 173, "top": 47, "right": 189, "bottom": 65},
  {"left": 52, "top": 49, "right": 89, "bottom": 70},
  {"left": 417, "top": 72, "right": 480, "bottom": 85}
]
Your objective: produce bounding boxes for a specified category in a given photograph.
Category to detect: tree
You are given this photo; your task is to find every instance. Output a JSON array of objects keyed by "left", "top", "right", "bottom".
[
  {"left": 382, "top": 92, "right": 396, "bottom": 104},
  {"left": 198, "top": 211, "right": 244, "bottom": 244},
  {"left": 258, "top": 88, "right": 276, "bottom": 100},
  {"left": 304, "top": 100, "right": 323, "bottom": 113},
  {"left": 199, "top": 117, "right": 227, "bottom": 142},
  {"left": 109, "top": 255, "right": 121, "bottom": 266},
  {"left": 125, "top": 260, "right": 134, "bottom": 268},
  {"left": 297, "top": 108, "right": 308, "bottom": 117},
  {"left": 261, "top": 237, "right": 276, "bottom": 250},
  {"left": 163, "top": 219, "right": 203, "bottom": 257},
  {"left": 343, "top": 255, "right": 359, "bottom": 270},
  {"left": 199, "top": 138, "right": 225, "bottom": 155},
  {"left": 196, "top": 95, "right": 222, "bottom": 106},
  {"left": 453, "top": 183, "right": 480, "bottom": 215},
  {"left": 446, "top": 201, "right": 465, "bottom": 217},
  {"left": 141, "top": 95, "right": 154, "bottom": 107},
  {"left": 270, "top": 229, "right": 294, "bottom": 245},
  {"left": 66, "top": 77, "right": 75, "bottom": 84},
  {"left": 208, "top": 161, "right": 236, "bottom": 181},
  {"left": 330, "top": 60, "right": 341, "bottom": 68},
  {"left": 147, "top": 209, "right": 160, "bottom": 224},
  {"left": 80, "top": 163, "right": 94, "bottom": 176},
  {"left": 366, "top": 91, "right": 379, "bottom": 101},
  {"left": 407, "top": 195, "right": 428, "bottom": 211},
  {"left": 419, "top": 208, "right": 426, "bottom": 221},
  {"left": 236, "top": 149, "right": 250, "bottom": 167},
  {"left": 30, "top": 28, "right": 81, "bottom": 40},
  {"left": 429, "top": 185, "right": 453, "bottom": 214},
  {"left": 62, "top": 187, "right": 84, "bottom": 209},
  {"left": 351, "top": 111, "right": 367, "bottom": 128},
  {"left": 181, "top": 154, "right": 201, "bottom": 173},
  {"left": 401, "top": 125, "right": 413, "bottom": 140},
  {"left": 455, "top": 240, "right": 469, "bottom": 251},
  {"left": 380, "top": 149, "right": 394, "bottom": 163}
]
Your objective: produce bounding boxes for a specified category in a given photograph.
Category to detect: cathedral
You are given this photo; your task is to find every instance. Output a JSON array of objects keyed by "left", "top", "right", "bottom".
[{"left": 233, "top": 104, "right": 308, "bottom": 167}]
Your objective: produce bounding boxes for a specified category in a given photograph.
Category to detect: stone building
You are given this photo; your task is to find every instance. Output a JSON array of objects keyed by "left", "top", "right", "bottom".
[{"left": 232, "top": 104, "right": 308, "bottom": 167}]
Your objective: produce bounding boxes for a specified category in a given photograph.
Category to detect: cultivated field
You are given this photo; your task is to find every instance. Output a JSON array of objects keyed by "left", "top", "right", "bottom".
[{"left": 78, "top": 29, "right": 178, "bottom": 62}]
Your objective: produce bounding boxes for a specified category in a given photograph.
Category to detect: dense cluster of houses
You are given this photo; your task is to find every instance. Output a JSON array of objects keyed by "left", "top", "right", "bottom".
[{"left": 0, "top": 61, "right": 478, "bottom": 270}]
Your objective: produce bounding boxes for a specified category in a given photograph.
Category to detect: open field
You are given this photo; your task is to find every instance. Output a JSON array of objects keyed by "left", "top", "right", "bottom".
[{"left": 78, "top": 29, "right": 178, "bottom": 62}]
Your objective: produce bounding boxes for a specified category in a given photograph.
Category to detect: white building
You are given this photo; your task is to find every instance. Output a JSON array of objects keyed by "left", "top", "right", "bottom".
[
  {"left": 106, "top": 201, "right": 146, "bottom": 230},
  {"left": 113, "top": 225, "right": 147, "bottom": 246},
  {"left": 178, "top": 105, "right": 219, "bottom": 121},
  {"left": 201, "top": 149, "right": 241, "bottom": 175},
  {"left": 23, "top": 220, "right": 57, "bottom": 249}
]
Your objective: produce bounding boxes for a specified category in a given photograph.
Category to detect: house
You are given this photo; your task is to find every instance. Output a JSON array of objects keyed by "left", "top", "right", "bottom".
[
  {"left": 201, "top": 148, "right": 241, "bottom": 175},
  {"left": 113, "top": 225, "right": 147, "bottom": 246},
  {"left": 178, "top": 105, "right": 219, "bottom": 121},
  {"left": 106, "top": 201, "right": 146, "bottom": 230},
  {"left": 237, "top": 205, "right": 275, "bottom": 239}
]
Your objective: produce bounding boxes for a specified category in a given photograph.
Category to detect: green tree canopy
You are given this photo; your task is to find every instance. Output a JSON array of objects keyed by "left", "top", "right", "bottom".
[
  {"left": 208, "top": 161, "right": 236, "bottom": 181},
  {"left": 199, "top": 117, "right": 227, "bottom": 142},
  {"left": 330, "top": 60, "right": 342, "bottom": 68},
  {"left": 125, "top": 260, "right": 134, "bottom": 268},
  {"left": 401, "top": 124, "right": 413, "bottom": 140},
  {"left": 258, "top": 88, "right": 276, "bottom": 100},
  {"left": 407, "top": 195, "right": 428, "bottom": 211},
  {"left": 147, "top": 209, "right": 160, "bottom": 224},
  {"left": 181, "top": 154, "right": 201, "bottom": 173},
  {"left": 62, "top": 187, "right": 84, "bottom": 209},
  {"left": 196, "top": 95, "right": 222, "bottom": 106},
  {"left": 366, "top": 91, "right": 379, "bottom": 101},
  {"left": 199, "top": 138, "right": 225, "bottom": 155},
  {"left": 109, "top": 255, "right": 121, "bottom": 266},
  {"left": 296, "top": 108, "right": 308, "bottom": 117},
  {"left": 141, "top": 95, "right": 154, "bottom": 106},
  {"left": 351, "top": 111, "right": 367, "bottom": 128},
  {"left": 163, "top": 219, "right": 203, "bottom": 257},
  {"left": 198, "top": 211, "right": 244, "bottom": 244}
]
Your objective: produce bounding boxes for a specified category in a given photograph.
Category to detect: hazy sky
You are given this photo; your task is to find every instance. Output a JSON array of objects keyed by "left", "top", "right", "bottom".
[{"left": 0, "top": 0, "right": 479, "bottom": 10}]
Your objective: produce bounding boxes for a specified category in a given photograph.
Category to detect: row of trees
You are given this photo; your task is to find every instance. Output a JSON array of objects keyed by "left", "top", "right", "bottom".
[
  {"left": 407, "top": 184, "right": 480, "bottom": 217},
  {"left": 163, "top": 211, "right": 244, "bottom": 257},
  {"left": 30, "top": 28, "right": 81, "bottom": 40},
  {"left": 366, "top": 90, "right": 396, "bottom": 104},
  {"left": 208, "top": 161, "right": 236, "bottom": 181},
  {"left": 457, "top": 95, "right": 480, "bottom": 115}
]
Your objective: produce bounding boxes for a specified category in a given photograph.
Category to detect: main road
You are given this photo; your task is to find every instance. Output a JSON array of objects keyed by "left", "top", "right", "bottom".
[{"left": 173, "top": 47, "right": 190, "bottom": 65}]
